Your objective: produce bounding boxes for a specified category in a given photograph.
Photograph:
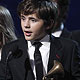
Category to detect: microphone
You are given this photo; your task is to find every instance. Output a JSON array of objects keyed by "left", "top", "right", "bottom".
[
  {"left": 5, "top": 51, "right": 13, "bottom": 80},
  {"left": 5, "top": 46, "right": 22, "bottom": 80}
]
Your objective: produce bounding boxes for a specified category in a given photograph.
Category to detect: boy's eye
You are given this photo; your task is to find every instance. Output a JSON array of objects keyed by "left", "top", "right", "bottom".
[
  {"left": 21, "top": 16, "right": 26, "bottom": 21},
  {"left": 31, "top": 19, "right": 37, "bottom": 22},
  {"left": 21, "top": 17, "right": 25, "bottom": 21}
]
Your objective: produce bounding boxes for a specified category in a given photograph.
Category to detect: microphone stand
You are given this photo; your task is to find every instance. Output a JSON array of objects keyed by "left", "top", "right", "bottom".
[{"left": 5, "top": 51, "right": 12, "bottom": 80}]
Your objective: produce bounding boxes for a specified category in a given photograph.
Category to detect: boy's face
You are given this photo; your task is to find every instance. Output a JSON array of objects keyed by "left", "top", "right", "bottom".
[{"left": 21, "top": 13, "right": 48, "bottom": 41}]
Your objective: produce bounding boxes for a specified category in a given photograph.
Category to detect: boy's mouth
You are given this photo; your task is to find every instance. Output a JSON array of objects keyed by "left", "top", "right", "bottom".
[{"left": 24, "top": 31, "right": 32, "bottom": 36}]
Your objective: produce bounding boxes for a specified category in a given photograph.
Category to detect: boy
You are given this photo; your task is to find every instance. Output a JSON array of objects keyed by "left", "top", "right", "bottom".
[
  {"left": 0, "top": 0, "right": 80, "bottom": 80},
  {"left": 51, "top": 0, "right": 80, "bottom": 48}
]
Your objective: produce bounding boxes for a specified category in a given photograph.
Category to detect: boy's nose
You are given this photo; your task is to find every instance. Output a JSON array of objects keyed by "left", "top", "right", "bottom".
[{"left": 24, "top": 21, "right": 30, "bottom": 28}]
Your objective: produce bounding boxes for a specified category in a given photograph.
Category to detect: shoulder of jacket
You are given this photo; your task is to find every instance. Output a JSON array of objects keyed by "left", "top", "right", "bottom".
[{"left": 54, "top": 37, "right": 78, "bottom": 47}]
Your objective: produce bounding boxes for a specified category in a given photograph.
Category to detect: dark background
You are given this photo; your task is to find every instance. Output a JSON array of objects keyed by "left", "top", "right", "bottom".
[{"left": 0, "top": 0, "right": 80, "bottom": 36}]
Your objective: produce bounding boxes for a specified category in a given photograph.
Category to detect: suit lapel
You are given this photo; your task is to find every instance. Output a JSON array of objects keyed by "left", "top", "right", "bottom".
[
  {"left": 18, "top": 37, "right": 35, "bottom": 80},
  {"left": 48, "top": 36, "right": 63, "bottom": 72},
  {"left": 18, "top": 37, "right": 28, "bottom": 57}
]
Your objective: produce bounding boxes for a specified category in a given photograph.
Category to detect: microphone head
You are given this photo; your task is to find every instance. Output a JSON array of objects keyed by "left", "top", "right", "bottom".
[
  {"left": 12, "top": 46, "right": 22, "bottom": 58},
  {"left": 8, "top": 45, "right": 22, "bottom": 61}
]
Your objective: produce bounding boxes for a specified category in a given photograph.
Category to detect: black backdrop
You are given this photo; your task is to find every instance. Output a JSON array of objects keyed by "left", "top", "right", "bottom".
[{"left": 0, "top": 0, "right": 80, "bottom": 36}]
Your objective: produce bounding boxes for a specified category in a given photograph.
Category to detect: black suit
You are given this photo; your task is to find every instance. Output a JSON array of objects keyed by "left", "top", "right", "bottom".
[
  {"left": 61, "top": 28, "right": 80, "bottom": 45},
  {"left": 0, "top": 36, "right": 80, "bottom": 80}
]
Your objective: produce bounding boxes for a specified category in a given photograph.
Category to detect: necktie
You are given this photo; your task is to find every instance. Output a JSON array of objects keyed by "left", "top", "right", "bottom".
[{"left": 34, "top": 42, "right": 43, "bottom": 80}]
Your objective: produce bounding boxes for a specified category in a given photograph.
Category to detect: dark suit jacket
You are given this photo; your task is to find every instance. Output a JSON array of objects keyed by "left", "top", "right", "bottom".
[
  {"left": 61, "top": 28, "right": 80, "bottom": 46},
  {"left": 0, "top": 36, "right": 80, "bottom": 80}
]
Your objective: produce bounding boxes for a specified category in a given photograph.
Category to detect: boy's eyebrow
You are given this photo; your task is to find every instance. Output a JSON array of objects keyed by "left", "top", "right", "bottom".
[
  {"left": 29, "top": 16, "right": 40, "bottom": 20},
  {"left": 29, "top": 17, "right": 37, "bottom": 19},
  {"left": 20, "top": 14, "right": 39, "bottom": 20}
]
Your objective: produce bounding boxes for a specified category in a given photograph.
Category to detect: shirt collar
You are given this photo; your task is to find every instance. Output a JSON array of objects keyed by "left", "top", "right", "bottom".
[
  {"left": 40, "top": 35, "right": 50, "bottom": 47},
  {"left": 52, "top": 23, "right": 64, "bottom": 37},
  {"left": 28, "top": 35, "right": 50, "bottom": 48}
]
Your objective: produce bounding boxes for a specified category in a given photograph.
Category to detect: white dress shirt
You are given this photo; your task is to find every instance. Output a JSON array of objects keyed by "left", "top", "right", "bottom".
[
  {"left": 52, "top": 23, "right": 64, "bottom": 37},
  {"left": 27, "top": 35, "right": 50, "bottom": 80}
]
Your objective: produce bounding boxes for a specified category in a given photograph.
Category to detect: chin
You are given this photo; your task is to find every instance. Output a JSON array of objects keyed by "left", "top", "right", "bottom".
[{"left": 24, "top": 36, "right": 34, "bottom": 41}]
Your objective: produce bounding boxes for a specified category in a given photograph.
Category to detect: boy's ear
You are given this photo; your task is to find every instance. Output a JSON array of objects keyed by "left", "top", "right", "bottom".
[{"left": 46, "top": 20, "right": 54, "bottom": 30}]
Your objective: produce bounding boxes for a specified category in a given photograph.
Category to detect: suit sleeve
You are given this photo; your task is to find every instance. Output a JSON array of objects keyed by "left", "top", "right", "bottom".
[
  {"left": 71, "top": 43, "right": 80, "bottom": 80},
  {"left": 0, "top": 45, "right": 12, "bottom": 80}
]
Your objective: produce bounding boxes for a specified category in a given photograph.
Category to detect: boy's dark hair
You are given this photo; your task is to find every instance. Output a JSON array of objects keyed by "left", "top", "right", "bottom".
[
  {"left": 17, "top": 0, "right": 58, "bottom": 34},
  {"left": 57, "top": 0, "right": 70, "bottom": 22},
  {"left": 52, "top": 0, "right": 70, "bottom": 32}
]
